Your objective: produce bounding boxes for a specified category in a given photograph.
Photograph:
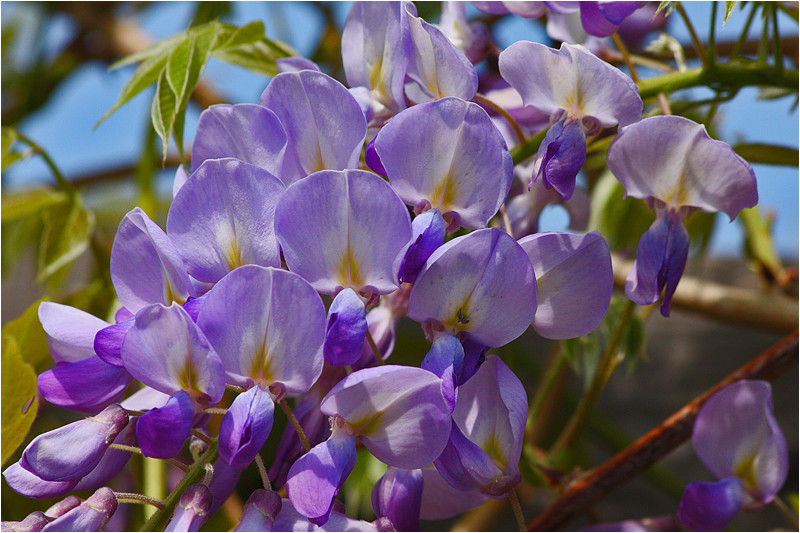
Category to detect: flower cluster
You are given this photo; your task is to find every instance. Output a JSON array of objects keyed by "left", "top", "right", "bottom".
[{"left": 3, "top": 1, "right": 766, "bottom": 532}]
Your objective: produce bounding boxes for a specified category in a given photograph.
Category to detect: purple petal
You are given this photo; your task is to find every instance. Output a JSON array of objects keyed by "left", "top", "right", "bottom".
[
  {"left": 360, "top": 304, "right": 397, "bottom": 366},
  {"left": 458, "top": 336, "right": 487, "bottom": 385},
  {"left": 121, "top": 303, "right": 226, "bottom": 406},
  {"left": 136, "top": 391, "right": 194, "bottom": 459},
  {"left": 420, "top": 333, "right": 464, "bottom": 413},
  {"left": 220, "top": 386, "right": 275, "bottom": 468},
  {"left": 93, "top": 320, "right": 132, "bottom": 367},
  {"left": 165, "top": 484, "right": 213, "bottom": 532},
  {"left": 207, "top": 460, "right": 245, "bottom": 517},
  {"left": 196, "top": 265, "right": 325, "bottom": 394},
  {"left": 405, "top": 6, "right": 478, "bottom": 102},
  {"left": 579, "top": 2, "right": 620, "bottom": 37},
  {"left": 191, "top": 104, "right": 287, "bottom": 176},
  {"left": 342, "top": 1, "right": 411, "bottom": 115},
  {"left": 434, "top": 422, "right": 506, "bottom": 493},
  {"left": 276, "top": 57, "right": 321, "bottom": 73},
  {"left": 73, "top": 427, "right": 135, "bottom": 492},
  {"left": 172, "top": 165, "right": 189, "bottom": 198},
  {"left": 41, "top": 488, "right": 117, "bottom": 532},
  {"left": 408, "top": 228, "right": 537, "bottom": 348},
  {"left": 324, "top": 289, "right": 368, "bottom": 367},
  {"left": 364, "top": 137, "right": 387, "bottom": 178},
  {"left": 624, "top": 213, "right": 689, "bottom": 317},
  {"left": 518, "top": 231, "right": 613, "bottom": 339},
  {"left": 2, "top": 463, "right": 77, "bottom": 500},
  {"left": 259, "top": 71, "right": 366, "bottom": 184},
  {"left": 38, "top": 356, "right": 131, "bottom": 413},
  {"left": 38, "top": 302, "right": 109, "bottom": 365},
  {"left": 274, "top": 169, "right": 412, "bottom": 295},
  {"left": 286, "top": 430, "right": 357, "bottom": 526},
  {"left": 110, "top": 208, "right": 195, "bottom": 313},
  {"left": 235, "top": 489, "right": 282, "bottom": 532},
  {"left": 375, "top": 98, "right": 513, "bottom": 230},
  {"left": 607, "top": 116, "right": 757, "bottom": 218},
  {"left": 419, "top": 466, "right": 488, "bottom": 519},
  {"left": 321, "top": 366, "right": 451, "bottom": 468},
  {"left": 371, "top": 468, "right": 423, "bottom": 532},
  {"left": 692, "top": 380, "right": 789, "bottom": 504},
  {"left": 678, "top": 478, "right": 744, "bottom": 532},
  {"left": 499, "top": 41, "right": 642, "bottom": 128},
  {"left": 120, "top": 386, "right": 170, "bottom": 411},
  {"left": 21, "top": 404, "right": 128, "bottom": 482},
  {"left": 532, "top": 118, "right": 586, "bottom": 201},
  {"left": 399, "top": 209, "right": 447, "bottom": 284},
  {"left": 2, "top": 511, "right": 50, "bottom": 531},
  {"left": 273, "top": 498, "right": 378, "bottom": 532},
  {"left": 167, "top": 158, "right": 285, "bottom": 284}
]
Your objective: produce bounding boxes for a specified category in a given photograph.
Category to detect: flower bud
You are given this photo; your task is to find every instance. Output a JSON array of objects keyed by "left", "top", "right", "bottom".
[
  {"left": 165, "top": 484, "right": 213, "bottom": 532},
  {"left": 41, "top": 488, "right": 117, "bottom": 532},
  {"left": 234, "top": 489, "right": 282, "bottom": 531}
]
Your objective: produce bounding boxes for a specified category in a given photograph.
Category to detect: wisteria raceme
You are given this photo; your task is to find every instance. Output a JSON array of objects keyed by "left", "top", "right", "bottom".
[{"left": 7, "top": 2, "right": 789, "bottom": 532}]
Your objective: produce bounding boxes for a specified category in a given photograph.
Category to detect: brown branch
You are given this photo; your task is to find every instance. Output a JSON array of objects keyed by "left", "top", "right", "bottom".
[
  {"left": 611, "top": 254, "right": 798, "bottom": 333},
  {"left": 528, "top": 331, "right": 799, "bottom": 531}
]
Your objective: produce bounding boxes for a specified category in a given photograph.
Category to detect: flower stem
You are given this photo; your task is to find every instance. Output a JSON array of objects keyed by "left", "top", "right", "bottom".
[
  {"left": 473, "top": 93, "right": 526, "bottom": 145},
  {"left": 190, "top": 429, "right": 214, "bottom": 446},
  {"left": 507, "top": 487, "right": 526, "bottom": 532},
  {"left": 142, "top": 457, "right": 165, "bottom": 522},
  {"left": 366, "top": 330, "right": 386, "bottom": 366},
  {"left": 204, "top": 407, "right": 229, "bottom": 416},
  {"left": 773, "top": 495, "right": 799, "bottom": 530},
  {"left": 676, "top": 3, "right": 706, "bottom": 67},
  {"left": 114, "top": 492, "right": 166, "bottom": 510},
  {"left": 15, "top": 132, "right": 76, "bottom": 202},
  {"left": 279, "top": 398, "right": 312, "bottom": 452},
  {"left": 254, "top": 454, "right": 272, "bottom": 491},
  {"left": 140, "top": 440, "right": 219, "bottom": 532},
  {"left": 611, "top": 33, "right": 639, "bottom": 84},
  {"left": 550, "top": 300, "right": 636, "bottom": 455},
  {"left": 109, "top": 444, "right": 190, "bottom": 472},
  {"left": 226, "top": 383, "right": 247, "bottom": 393},
  {"left": 527, "top": 343, "right": 565, "bottom": 436}
]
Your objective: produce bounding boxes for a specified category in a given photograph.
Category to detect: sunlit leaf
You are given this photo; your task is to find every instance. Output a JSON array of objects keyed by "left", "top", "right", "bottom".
[
  {"left": 739, "top": 206, "right": 787, "bottom": 286},
  {"left": 191, "top": 1, "right": 231, "bottom": 27},
  {"left": 2, "top": 188, "right": 68, "bottom": 224},
  {"left": 723, "top": 1, "right": 738, "bottom": 24},
  {"left": 36, "top": 199, "right": 94, "bottom": 283},
  {"left": 1, "top": 127, "right": 26, "bottom": 171},
  {"left": 152, "top": 69, "right": 178, "bottom": 161},
  {"left": 1, "top": 335, "right": 38, "bottom": 466},
  {"left": 588, "top": 171, "right": 654, "bottom": 253},
  {"left": 97, "top": 52, "right": 171, "bottom": 127},
  {"left": 733, "top": 143, "right": 799, "bottom": 167},
  {"left": 2, "top": 298, "right": 51, "bottom": 373},
  {"left": 655, "top": 1, "right": 675, "bottom": 17}
]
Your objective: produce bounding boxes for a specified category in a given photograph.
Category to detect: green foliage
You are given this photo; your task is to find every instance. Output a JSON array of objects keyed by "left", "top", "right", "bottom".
[
  {"left": 1, "top": 299, "right": 49, "bottom": 466},
  {"left": 98, "top": 20, "right": 295, "bottom": 162},
  {"left": 1, "top": 127, "right": 26, "bottom": 171},
  {"left": 562, "top": 298, "right": 646, "bottom": 390},
  {"left": 733, "top": 143, "right": 799, "bottom": 166},
  {"left": 684, "top": 210, "right": 717, "bottom": 254},
  {"left": 1, "top": 188, "right": 68, "bottom": 224},
  {"left": 724, "top": 1, "right": 739, "bottom": 25},
  {"left": 342, "top": 447, "right": 386, "bottom": 520},
  {"left": 37, "top": 198, "right": 95, "bottom": 283},
  {"left": 588, "top": 171, "right": 654, "bottom": 253},
  {"left": 656, "top": 1, "right": 676, "bottom": 17},
  {"left": 739, "top": 205, "right": 786, "bottom": 284}
]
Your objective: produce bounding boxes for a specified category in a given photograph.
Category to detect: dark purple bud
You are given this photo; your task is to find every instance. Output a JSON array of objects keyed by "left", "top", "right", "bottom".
[
  {"left": 324, "top": 289, "right": 368, "bottom": 367},
  {"left": 21, "top": 404, "right": 128, "bottom": 482},
  {"left": 365, "top": 137, "right": 387, "bottom": 178},
  {"left": 398, "top": 209, "right": 446, "bottom": 284},
  {"left": 93, "top": 320, "right": 132, "bottom": 367},
  {"left": 371, "top": 468, "right": 423, "bottom": 532},
  {"left": 2, "top": 462, "right": 77, "bottom": 499},
  {"left": 285, "top": 424, "right": 358, "bottom": 526},
  {"left": 532, "top": 118, "right": 586, "bottom": 201},
  {"left": 41, "top": 487, "right": 117, "bottom": 532},
  {"left": 421, "top": 334, "right": 464, "bottom": 413},
  {"left": 235, "top": 489, "right": 283, "bottom": 532},
  {"left": 136, "top": 391, "right": 194, "bottom": 459},
  {"left": 165, "top": 484, "right": 213, "bottom": 532},
  {"left": 625, "top": 212, "right": 689, "bottom": 317},
  {"left": 456, "top": 336, "right": 487, "bottom": 386},
  {"left": 220, "top": 385, "right": 275, "bottom": 468},
  {"left": 2, "top": 512, "right": 50, "bottom": 532},
  {"left": 45, "top": 496, "right": 83, "bottom": 518},
  {"left": 37, "top": 356, "right": 131, "bottom": 414},
  {"left": 678, "top": 477, "right": 744, "bottom": 532},
  {"left": 373, "top": 517, "right": 397, "bottom": 532}
]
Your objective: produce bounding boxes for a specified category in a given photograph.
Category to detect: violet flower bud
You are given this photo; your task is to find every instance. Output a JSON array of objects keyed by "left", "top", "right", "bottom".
[
  {"left": 41, "top": 488, "right": 117, "bottom": 532},
  {"left": 234, "top": 489, "right": 282, "bottom": 532},
  {"left": 372, "top": 468, "right": 424, "bottom": 532},
  {"left": 165, "top": 484, "right": 213, "bottom": 532},
  {"left": 324, "top": 288, "right": 368, "bottom": 367},
  {"left": 1, "top": 512, "right": 50, "bottom": 532}
]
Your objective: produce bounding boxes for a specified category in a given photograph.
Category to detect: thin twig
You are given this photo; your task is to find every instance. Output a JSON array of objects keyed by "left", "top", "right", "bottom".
[
  {"left": 657, "top": 93, "right": 672, "bottom": 115},
  {"left": 254, "top": 454, "right": 273, "bottom": 491},
  {"left": 204, "top": 407, "right": 229, "bottom": 416},
  {"left": 707, "top": 2, "right": 718, "bottom": 65},
  {"left": 773, "top": 494, "right": 799, "bottom": 530},
  {"left": 508, "top": 487, "right": 526, "bottom": 532},
  {"left": 729, "top": 4, "right": 760, "bottom": 62},
  {"left": 279, "top": 399, "right": 312, "bottom": 452},
  {"left": 611, "top": 33, "right": 639, "bottom": 84},
  {"left": 473, "top": 93, "right": 526, "bottom": 146},
  {"left": 675, "top": 3, "right": 707, "bottom": 67},
  {"left": 122, "top": 408, "right": 148, "bottom": 417},
  {"left": 771, "top": 3, "right": 783, "bottom": 74},
  {"left": 190, "top": 429, "right": 214, "bottom": 447},
  {"left": 114, "top": 492, "right": 166, "bottom": 510},
  {"left": 226, "top": 384, "right": 247, "bottom": 393},
  {"left": 499, "top": 204, "right": 514, "bottom": 236},
  {"left": 15, "top": 132, "right": 76, "bottom": 201},
  {"left": 528, "top": 331, "right": 798, "bottom": 531},
  {"left": 366, "top": 330, "right": 386, "bottom": 366},
  {"left": 109, "top": 444, "right": 190, "bottom": 472}
]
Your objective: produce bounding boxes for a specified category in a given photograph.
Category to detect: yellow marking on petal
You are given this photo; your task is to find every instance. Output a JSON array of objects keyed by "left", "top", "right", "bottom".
[
  {"left": 370, "top": 58, "right": 384, "bottom": 93},
  {"left": 430, "top": 167, "right": 457, "bottom": 213},
  {"left": 735, "top": 451, "right": 758, "bottom": 493},
  {"left": 248, "top": 342, "right": 275, "bottom": 387},
  {"left": 483, "top": 433, "right": 508, "bottom": 470},
  {"left": 337, "top": 245, "right": 364, "bottom": 289},
  {"left": 349, "top": 409, "right": 385, "bottom": 437},
  {"left": 164, "top": 281, "right": 186, "bottom": 306},
  {"left": 666, "top": 167, "right": 690, "bottom": 208},
  {"left": 226, "top": 238, "right": 243, "bottom": 271},
  {"left": 562, "top": 84, "right": 585, "bottom": 120}
]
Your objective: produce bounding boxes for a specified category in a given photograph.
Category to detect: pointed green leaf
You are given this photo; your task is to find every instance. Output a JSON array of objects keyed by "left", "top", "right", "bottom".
[
  {"left": 1, "top": 189, "right": 68, "bottom": 223},
  {"left": 2, "top": 298, "right": 51, "bottom": 372},
  {"left": 36, "top": 199, "right": 95, "bottom": 283},
  {"left": 733, "top": 143, "right": 799, "bottom": 167},
  {"left": 723, "top": 1, "right": 738, "bottom": 24},
  {"left": 1, "top": 127, "right": 26, "bottom": 171},
  {"left": 213, "top": 21, "right": 265, "bottom": 50},
  {"left": 109, "top": 33, "right": 186, "bottom": 71},
  {"left": 739, "top": 206, "right": 786, "bottom": 284},
  {"left": 655, "top": 1, "right": 675, "bottom": 16},
  {"left": 1, "top": 335, "right": 38, "bottom": 466},
  {"left": 212, "top": 22, "right": 294, "bottom": 77},
  {"left": 97, "top": 51, "right": 171, "bottom": 127},
  {"left": 151, "top": 69, "right": 178, "bottom": 162}
]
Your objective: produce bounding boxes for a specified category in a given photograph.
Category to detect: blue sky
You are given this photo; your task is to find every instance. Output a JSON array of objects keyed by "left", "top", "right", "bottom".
[{"left": 3, "top": 1, "right": 797, "bottom": 257}]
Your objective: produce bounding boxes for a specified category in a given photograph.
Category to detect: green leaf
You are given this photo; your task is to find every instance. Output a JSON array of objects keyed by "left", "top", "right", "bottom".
[
  {"left": 2, "top": 188, "right": 68, "bottom": 224},
  {"left": 2, "top": 298, "right": 51, "bottom": 372},
  {"left": 97, "top": 51, "right": 171, "bottom": 127},
  {"left": 655, "top": 1, "right": 675, "bottom": 17},
  {"left": 152, "top": 69, "right": 179, "bottom": 161},
  {"left": 1, "top": 335, "right": 39, "bottom": 466},
  {"left": 36, "top": 199, "right": 95, "bottom": 283},
  {"left": 723, "top": 1, "right": 738, "bottom": 24},
  {"left": 739, "top": 205, "right": 786, "bottom": 285},
  {"left": 212, "top": 22, "right": 295, "bottom": 77},
  {"left": 1, "top": 127, "right": 27, "bottom": 171},
  {"left": 684, "top": 210, "right": 717, "bottom": 255},
  {"left": 109, "top": 33, "right": 186, "bottom": 71},
  {"left": 588, "top": 171, "right": 654, "bottom": 253},
  {"left": 191, "top": 1, "right": 232, "bottom": 27},
  {"left": 733, "top": 143, "right": 799, "bottom": 167}
]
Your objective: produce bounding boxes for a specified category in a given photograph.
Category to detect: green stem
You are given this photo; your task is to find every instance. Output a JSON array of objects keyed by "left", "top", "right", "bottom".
[
  {"left": 773, "top": 495, "right": 799, "bottom": 530},
  {"left": 366, "top": 330, "right": 385, "bottom": 366},
  {"left": 279, "top": 398, "right": 312, "bottom": 452},
  {"left": 114, "top": 492, "right": 165, "bottom": 510},
  {"left": 510, "top": 129, "right": 546, "bottom": 166},
  {"left": 636, "top": 63, "right": 798, "bottom": 100},
  {"left": 676, "top": 3, "right": 706, "bottom": 67},
  {"left": 707, "top": 2, "right": 718, "bottom": 65},
  {"left": 771, "top": 4, "right": 783, "bottom": 74},
  {"left": 15, "top": 132, "right": 75, "bottom": 202},
  {"left": 730, "top": 3, "right": 758, "bottom": 61},
  {"left": 507, "top": 487, "right": 526, "bottom": 532},
  {"left": 140, "top": 440, "right": 219, "bottom": 532},
  {"left": 142, "top": 457, "right": 166, "bottom": 522},
  {"left": 549, "top": 300, "right": 636, "bottom": 455},
  {"left": 759, "top": 6, "right": 770, "bottom": 64},
  {"left": 527, "top": 344, "right": 565, "bottom": 435}
]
